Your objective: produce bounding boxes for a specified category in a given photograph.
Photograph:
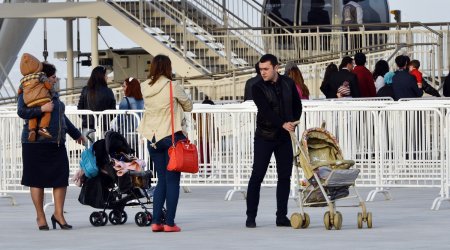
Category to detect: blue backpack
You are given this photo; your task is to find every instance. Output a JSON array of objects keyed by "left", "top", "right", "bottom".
[{"left": 80, "top": 146, "right": 98, "bottom": 178}]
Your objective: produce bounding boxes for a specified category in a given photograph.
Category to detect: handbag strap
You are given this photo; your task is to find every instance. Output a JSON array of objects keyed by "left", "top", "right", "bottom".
[{"left": 169, "top": 81, "right": 175, "bottom": 146}]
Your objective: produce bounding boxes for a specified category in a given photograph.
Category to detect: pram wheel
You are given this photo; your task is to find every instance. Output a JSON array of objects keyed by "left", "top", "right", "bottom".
[
  {"left": 135, "top": 212, "right": 152, "bottom": 227},
  {"left": 290, "top": 213, "right": 310, "bottom": 229},
  {"left": 367, "top": 212, "right": 373, "bottom": 228},
  {"left": 357, "top": 212, "right": 363, "bottom": 229},
  {"left": 145, "top": 212, "right": 152, "bottom": 226},
  {"left": 333, "top": 211, "right": 343, "bottom": 230},
  {"left": 89, "top": 211, "right": 108, "bottom": 227},
  {"left": 323, "top": 212, "right": 332, "bottom": 230},
  {"left": 109, "top": 209, "right": 127, "bottom": 225}
]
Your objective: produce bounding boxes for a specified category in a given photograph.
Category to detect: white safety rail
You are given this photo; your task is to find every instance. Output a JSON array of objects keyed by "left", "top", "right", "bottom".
[
  {"left": 432, "top": 109, "right": 450, "bottom": 210},
  {"left": 0, "top": 112, "right": 24, "bottom": 205},
  {"left": 2, "top": 100, "right": 450, "bottom": 209}
]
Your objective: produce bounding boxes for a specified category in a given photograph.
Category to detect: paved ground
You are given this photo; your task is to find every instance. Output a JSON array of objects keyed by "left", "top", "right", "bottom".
[{"left": 1, "top": 186, "right": 450, "bottom": 250}]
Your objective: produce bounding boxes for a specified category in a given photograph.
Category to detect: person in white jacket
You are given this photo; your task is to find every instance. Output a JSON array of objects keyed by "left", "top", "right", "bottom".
[{"left": 136, "top": 54, "right": 193, "bottom": 233}]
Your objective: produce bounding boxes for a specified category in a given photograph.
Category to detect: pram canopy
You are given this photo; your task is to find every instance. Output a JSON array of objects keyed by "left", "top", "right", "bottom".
[{"left": 298, "top": 128, "right": 356, "bottom": 184}]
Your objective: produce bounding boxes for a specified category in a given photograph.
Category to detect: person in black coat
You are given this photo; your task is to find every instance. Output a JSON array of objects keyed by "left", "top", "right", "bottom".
[
  {"left": 391, "top": 55, "right": 423, "bottom": 101},
  {"left": 325, "top": 56, "right": 361, "bottom": 98},
  {"left": 320, "top": 63, "right": 338, "bottom": 98},
  {"left": 77, "top": 66, "right": 116, "bottom": 134},
  {"left": 376, "top": 71, "right": 395, "bottom": 99},
  {"left": 443, "top": 75, "right": 450, "bottom": 97},
  {"left": 246, "top": 54, "right": 302, "bottom": 228},
  {"left": 18, "top": 62, "right": 86, "bottom": 230},
  {"left": 244, "top": 63, "right": 261, "bottom": 101}
]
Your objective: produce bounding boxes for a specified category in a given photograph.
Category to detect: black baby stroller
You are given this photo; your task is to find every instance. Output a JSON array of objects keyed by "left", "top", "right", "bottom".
[{"left": 78, "top": 131, "right": 160, "bottom": 227}]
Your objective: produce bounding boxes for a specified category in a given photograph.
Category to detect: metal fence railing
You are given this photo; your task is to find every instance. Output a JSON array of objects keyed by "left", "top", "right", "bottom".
[{"left": 2, "top": 100, "right": 450, "bottom": 210}]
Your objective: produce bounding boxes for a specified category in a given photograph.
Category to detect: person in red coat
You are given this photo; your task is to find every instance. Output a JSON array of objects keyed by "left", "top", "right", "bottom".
[{"left": 353, "top": 52, "right": 376, "bottom": 97}]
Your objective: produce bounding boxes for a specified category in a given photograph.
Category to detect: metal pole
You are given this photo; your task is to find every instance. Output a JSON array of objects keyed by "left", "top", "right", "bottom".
[
  {"left": 90, "top": 17, "right": 99, "bottom": 68},
  {"left": 0, "top": 62, "right": 16, "bottom": 98},
  {"left": 76, "top": 17, "right": 80, "bottom": 78},
  {"left": 139, "top": 0, "right": 144, "bottom": 28},
  {"left": 447, "top": 25, "right": 450, "bottom": 74},
  {"left": 437, "top": 29, "right": 444, "bottom": 86},
  {"left": 182, "top": 0, "right": 187, "bottom": 58},
  {"left": 43, "top": 18, "right": 48, "bottom": 62},
  {"left": 223, "top": 0, "right": 232, "bottom": 71},
  {"left": 66, "top": 17, "right": 74, "bottom": 95}
]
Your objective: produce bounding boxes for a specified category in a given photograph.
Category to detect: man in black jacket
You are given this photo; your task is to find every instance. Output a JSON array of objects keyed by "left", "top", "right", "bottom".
[
  {"left": 246, "top": 54, "right": 302, "bottom": 228},
  {"left": 392, "top": 55, "right": 423, "bottom": 101},
  {"left": 325, "top": 56, "right": 360, "bottom": 98}
]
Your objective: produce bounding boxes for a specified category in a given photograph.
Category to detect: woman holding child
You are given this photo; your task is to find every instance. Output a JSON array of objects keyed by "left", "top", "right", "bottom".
[{"left": 18, "top": 59, "right": 86, "bottom": 230}]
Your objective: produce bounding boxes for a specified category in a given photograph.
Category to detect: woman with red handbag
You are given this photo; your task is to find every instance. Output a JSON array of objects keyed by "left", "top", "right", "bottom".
[{"left": 136, "top": 54, "right": 193, "bottom": 233}]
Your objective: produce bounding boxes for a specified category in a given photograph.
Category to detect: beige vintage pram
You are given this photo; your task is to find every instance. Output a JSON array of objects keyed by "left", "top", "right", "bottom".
[{"left": 289, "top": 123, "right": 372, "bottom": 230}]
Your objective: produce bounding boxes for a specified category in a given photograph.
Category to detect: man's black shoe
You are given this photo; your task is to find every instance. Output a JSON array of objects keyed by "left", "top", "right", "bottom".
[
  {"left": 276, "top": 216, "right": 291, "bottom": 227},
  {"left": 246, "top": 217, "right": 256, "bottom": 228}
]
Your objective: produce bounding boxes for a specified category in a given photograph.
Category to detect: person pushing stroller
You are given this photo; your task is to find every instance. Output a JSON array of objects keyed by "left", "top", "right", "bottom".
[{"left": 246, "top": 54, "right": 302, "bottom": 228}]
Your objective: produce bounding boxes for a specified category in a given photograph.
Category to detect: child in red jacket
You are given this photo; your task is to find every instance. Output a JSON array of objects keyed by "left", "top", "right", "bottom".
[{"left": 409, "top": 60, "right": 423, "bottom": 88}]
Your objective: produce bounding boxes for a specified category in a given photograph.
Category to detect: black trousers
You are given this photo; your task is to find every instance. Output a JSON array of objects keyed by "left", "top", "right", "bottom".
[{"left": 246, "top": 136, "right": 293, "bottom": 219}]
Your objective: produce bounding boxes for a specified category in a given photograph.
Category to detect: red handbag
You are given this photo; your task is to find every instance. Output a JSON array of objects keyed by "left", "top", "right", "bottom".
[{"left": 166, "top": 81, "right": 199, "bottom": 173}]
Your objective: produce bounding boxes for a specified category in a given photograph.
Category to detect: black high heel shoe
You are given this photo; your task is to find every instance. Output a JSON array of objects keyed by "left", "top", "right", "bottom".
[
  {"left": 51, "top": 215, "right": 73, "bottom": 230},
  {"left": 36, "top": 218, "right": 49, "bottom": 231}
]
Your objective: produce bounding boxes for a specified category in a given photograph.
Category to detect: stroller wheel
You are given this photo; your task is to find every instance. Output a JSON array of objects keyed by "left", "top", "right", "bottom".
[
  {"left": 135, "top": 212, "right": 148, "bottom": 227},
  {"left": 161, "top": 208, "right": 167, "bottom": 224},
  {"left": 323, "top": 211, "right": 332, "bottom": 230},
  {"left": 357, "top": 212, "right": 363, "bottom": 229},
  {"left": 90, "top": 211, "right": 107, "bottom": 227},
  {"left": 333, "top": 211, "right": 343, "bottom": 230},
  {"left": 100, "top": 211, "right": 108, "bottom": 226},
  {"left": 302, "top": 213, "right": 310, "bottom": 229},
  {"left": 366, "top": 212, "right": 373, "bottom": 228},
  {"left": 290, "top": 213, "right": 304, "bottom": 229},
  {"left": 145, "top": 212, "right": 152, "bottom": 226},
  {"left": 109, "top": 210, "right": 128, "bottom": 225}
]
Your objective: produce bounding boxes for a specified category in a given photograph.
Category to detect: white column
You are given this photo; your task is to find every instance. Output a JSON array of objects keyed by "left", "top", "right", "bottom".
[
  {"left": 66, "top": 18, "right": 74, "bottom": 92},
  {"left": 90, "top": 17, "right": 99, "bottom": 68}
]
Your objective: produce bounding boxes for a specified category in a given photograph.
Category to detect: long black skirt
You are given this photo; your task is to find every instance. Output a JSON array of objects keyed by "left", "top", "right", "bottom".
[{"left": 21, "top": 143, "right": 70, "bottom": 188}]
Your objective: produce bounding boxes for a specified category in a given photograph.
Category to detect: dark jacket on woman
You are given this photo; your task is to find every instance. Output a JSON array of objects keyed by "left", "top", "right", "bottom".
[
  {"left": 77, "top": 85, "right": 116, "bottom": 129},
  {"left": 376, "top": 85, "right": 395, "bottom": 99},
  {"left": 325, "top": 69, "right": 361, "bottom": 98},
  {"left": 252, "top": 74, "right": 302, "bottom": 141},
  {"left": 443, "top": 75, "right": 450, "bottom": 97},
  {"left": 18, "top": 94, "right": 81, "bottom": 144}
]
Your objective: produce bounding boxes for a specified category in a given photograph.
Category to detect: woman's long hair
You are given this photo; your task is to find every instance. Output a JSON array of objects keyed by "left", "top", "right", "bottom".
[
  {"left": 372, "top": 60, "right": 389, "bottom": 80},
  {"left": 321, "top": 63, "right": 338, "bottom": 89},
  {"left": 87, "top": 66, "right": 107, "bottom": 102},
  {"left": 148, "top": 55, "right": 172, "bottom": 85},
  {"left": 287, "top": 66, "right": 310, "bottom": 98},
  {"left": 124, "top": 77, "right": 143, "bottom": 100}
]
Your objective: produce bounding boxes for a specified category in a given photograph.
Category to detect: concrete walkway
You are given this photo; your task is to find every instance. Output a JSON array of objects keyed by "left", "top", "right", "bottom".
[{"left": 1, "top": 187, "right": 450, "bottom": 250}]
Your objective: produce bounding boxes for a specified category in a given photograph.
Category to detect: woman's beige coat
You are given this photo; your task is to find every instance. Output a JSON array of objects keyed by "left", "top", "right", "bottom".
[{"left": 136, "top": 76, "right": 193, "bottom": 143}]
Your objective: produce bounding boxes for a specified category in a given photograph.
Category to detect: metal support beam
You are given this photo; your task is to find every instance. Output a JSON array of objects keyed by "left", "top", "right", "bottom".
[
  {"left": 90, "top": 17, "right": 98, "bottom": 68},
  {"left": 66, "top": 17, "right": 74, "bottom": 93},
  {"left": 0, "top": 2, "right": 204, "bottom": 77}
]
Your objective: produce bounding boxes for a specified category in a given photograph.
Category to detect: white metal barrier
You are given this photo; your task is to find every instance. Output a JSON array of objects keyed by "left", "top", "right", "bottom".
[{"left": 2, "top": 100, "right": 450, "bottom": 209}]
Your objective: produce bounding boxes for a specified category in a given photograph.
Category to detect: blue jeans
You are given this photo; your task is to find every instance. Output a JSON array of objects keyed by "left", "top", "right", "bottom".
[{"left": 148, "top": 132, "right": 186, "bottom": 226}]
